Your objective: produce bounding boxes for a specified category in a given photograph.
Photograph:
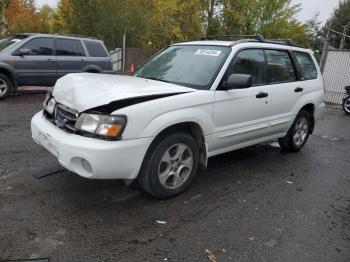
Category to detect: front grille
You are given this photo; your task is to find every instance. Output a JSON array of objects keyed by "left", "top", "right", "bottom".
[{"left": 54, "top": 104, "right": 79, "bottom": 133}]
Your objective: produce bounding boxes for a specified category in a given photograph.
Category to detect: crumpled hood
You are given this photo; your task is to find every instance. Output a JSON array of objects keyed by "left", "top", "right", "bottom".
[{"left": 53, "top": 73, "right": 195, "bottom": 112}]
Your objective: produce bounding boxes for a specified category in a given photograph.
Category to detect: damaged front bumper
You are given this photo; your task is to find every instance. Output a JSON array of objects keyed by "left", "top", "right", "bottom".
[{"left": 31, "top": 111, "right": 152, "bottom": 180}]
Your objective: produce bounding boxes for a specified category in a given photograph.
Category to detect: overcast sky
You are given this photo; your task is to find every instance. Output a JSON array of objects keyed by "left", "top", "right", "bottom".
[
  {"left": 35, "top": 0, "right": 340, "bottom": 24},
  {"left": 292, "top": 0, "right": 340, "bottom": 24}
]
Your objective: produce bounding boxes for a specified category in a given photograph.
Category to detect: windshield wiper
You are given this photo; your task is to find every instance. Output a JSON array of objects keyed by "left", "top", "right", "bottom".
[{"left": 144, "top": 77, "right": 171, "bottom": 84}]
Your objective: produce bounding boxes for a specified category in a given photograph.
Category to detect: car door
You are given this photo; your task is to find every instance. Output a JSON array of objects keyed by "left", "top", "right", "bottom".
[
  {"left": 292, "top": 51, "right": 320, "bottom": 93},
  {"left": 263, "top": 49, "right": 301, "bottom": 135},
  {"left": 83, "top": 40, "right": 112, "bottom": 72},
  {"left": 211, "top": 49, "right": 271, "bottom": 152},
  {"left": 13, "top": 37, "right": 56, "bottom": 86},
  {"left": 55, "top": 38, "right": 86, "bottom": 78}
]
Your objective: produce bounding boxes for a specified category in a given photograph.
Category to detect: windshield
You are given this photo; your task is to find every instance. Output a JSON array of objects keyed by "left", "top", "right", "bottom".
[
  {"left": 135, "top": 45, "right": 230, "bottom": 90},
  {"left": 0, "top": 36, "right": 25, "bottom": 52}
]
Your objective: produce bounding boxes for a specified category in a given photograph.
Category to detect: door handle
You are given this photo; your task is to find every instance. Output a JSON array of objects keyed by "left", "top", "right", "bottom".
[
  {"left": 81, "top": 59, "right": 87, "bottom": 63},
  {"left": 46, "top": 59, "right": 55, "bottom": 63},
  {"left": 295, "top": 87, "right": 303, "bottom": 92},
  {"left": 256, "top": 92, "right": 268, "bottom": 98}
]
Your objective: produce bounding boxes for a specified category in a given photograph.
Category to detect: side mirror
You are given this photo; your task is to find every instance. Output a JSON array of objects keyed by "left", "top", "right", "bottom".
[
  {"left": 223, "top": 74, "right": 252, "bottom": 90},
  {"left": 17, "top": 48, "right": 30, "bottom": 56}
]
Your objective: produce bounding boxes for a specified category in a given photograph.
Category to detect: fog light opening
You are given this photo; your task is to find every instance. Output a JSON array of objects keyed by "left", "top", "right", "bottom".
[{"left": 82, "top": 158, "right": 93, "bottom": 173}]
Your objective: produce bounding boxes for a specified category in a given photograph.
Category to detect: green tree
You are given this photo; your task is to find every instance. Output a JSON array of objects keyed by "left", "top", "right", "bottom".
[
  {"left": 0, "top": 0, "right": 11, "bottom": 37},
  {"left": 220, "top": 0, "right": 308, "bottom": 44},
  {"left": 201, "top": 0, "right": 223, "bottom": 36},
  {"left": 51, "top": 0, "right": 313, "bottom": 49},
  {"left": 304, "top": 12, "right": 322, "bottom": 59},
  {"left": 325, "top": 0, "right": 350, "bottom": 49},
  {"left": 4, "top": 0, "right": 54, "bottom": 35},
  {"left": 53, "top": 0, "right": 147, "bottom": 49},
  {"left": 37, "top": 5, "right": 56, "bottom": 33},
  {"left": 141, "top": 0, "right": 204, "bottom": 48}
]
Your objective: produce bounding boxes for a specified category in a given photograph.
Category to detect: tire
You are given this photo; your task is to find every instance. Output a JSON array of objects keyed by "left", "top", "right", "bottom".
[
  {"left": 138, "top": 132, "right": 199, "bottom": 199},
  {"left": 343, "top": 95, "right": 350, "bottom": 115},
  {"left": 278, "top": 110, "right": 311, "bottom": 152},
  {"left": 0, "top": 73, "right": 13, "bottom": 100}
]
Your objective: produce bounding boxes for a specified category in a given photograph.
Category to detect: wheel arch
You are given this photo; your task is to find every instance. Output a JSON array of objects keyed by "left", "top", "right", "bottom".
[
  {"left": 0, "top": 65, "right": 17, "bottom": 90},
  {"left": 144, "top": 121, "right": 207, "bottom": 171},
  {"left": 299, "top": 103, "right": 315, "bottom": 134},
  {"left": 82, "top": 65, "right": 102, "bottom": 73}
]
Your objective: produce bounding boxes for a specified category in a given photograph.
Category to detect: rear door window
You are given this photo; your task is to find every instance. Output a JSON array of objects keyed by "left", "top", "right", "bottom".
[
  {"left": 265, "top": 50, "right": 296, "bottom": 83},
  {"left": 55, "top": 39, "right": 85, "bottom": 56},
  {"left": 83, "top": 41, "right": 107, "bottom": 57},
  {"left": 293, "top": 51, "right": 318, "bottom": 80},
  {"left": 19, "top": 38, "right": 54, "bottom": 55}
]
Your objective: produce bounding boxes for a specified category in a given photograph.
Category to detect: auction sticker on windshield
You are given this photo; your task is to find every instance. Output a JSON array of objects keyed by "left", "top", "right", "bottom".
[{"left": 195, "top": 49, "right": 222, "bottom": 56}]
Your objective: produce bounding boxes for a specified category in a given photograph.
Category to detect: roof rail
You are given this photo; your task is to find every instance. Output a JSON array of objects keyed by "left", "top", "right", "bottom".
[
  {"left": 202, "top": 34, "right": 305, "bottom": 48},
  {"left": 54, "top": 34, "right": 97, "bottom": 40},
  {"left": 201, "top": 34, "right": 265, "bottom": 42}
]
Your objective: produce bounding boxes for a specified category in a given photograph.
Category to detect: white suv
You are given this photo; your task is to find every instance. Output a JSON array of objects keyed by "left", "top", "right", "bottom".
[{"left": 31, "top": 36, "right": 325, "bottom": 199}]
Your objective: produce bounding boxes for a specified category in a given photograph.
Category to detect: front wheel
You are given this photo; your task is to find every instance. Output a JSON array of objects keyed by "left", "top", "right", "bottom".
[
  {"left": 278, "top": 110, "right": 311, "bottom": 152},
  {"left": 0, "top": 73, "right": 13, "bottom": 100},
  {"left": 343, "top": 95, "right": 350, "bottom": 115},
  {"left": 138, "top": 133, "right": 199, "bottom": 199}
]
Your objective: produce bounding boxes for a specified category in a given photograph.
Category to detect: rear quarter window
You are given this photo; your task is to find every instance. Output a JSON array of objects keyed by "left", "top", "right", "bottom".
[
  {"left": 84, "top": 41, "right": 107, "bottom": 57},
  {"left": 293, "top": 51, "right": 318, "bottom": 80}
]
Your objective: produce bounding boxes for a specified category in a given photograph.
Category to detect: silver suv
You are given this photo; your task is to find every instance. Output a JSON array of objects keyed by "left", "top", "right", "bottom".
[{"left": 0, "top": 33, "right": 113, "bottom": 99}]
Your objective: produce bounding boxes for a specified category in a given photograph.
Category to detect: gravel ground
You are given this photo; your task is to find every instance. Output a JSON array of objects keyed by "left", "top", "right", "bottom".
[{"left": 0, "top": 94, "right": 349, "bottom": 262}]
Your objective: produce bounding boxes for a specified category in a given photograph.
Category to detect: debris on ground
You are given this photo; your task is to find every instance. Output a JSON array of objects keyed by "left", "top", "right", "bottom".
[
  {"left": 249, "top": 237, "right": 255, "bottom": 241},
  {"left": 286, "top": 181, "right": 293, "bottom": 184},
  {"left": 190, "top": 194, "right": 202, "bottom": 200},
  {"left": 263, "top": 239, "right": 277, "bottom": 248},
  {"left": 205, "top": 249, "right": 217, "bottom": 262},
  {"left": 321, "top": 135, "right": 341, "bottom": 141},
  {"left": 155, "top": 220, "right": 166, "bottom": 225}
]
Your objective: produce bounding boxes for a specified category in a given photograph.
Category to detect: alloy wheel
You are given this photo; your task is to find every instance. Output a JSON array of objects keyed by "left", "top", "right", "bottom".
[
  {"left": 0, "top": 79, "right": 8, "bottom": 97},
  {"left": 158, "top": 143, "right": 194, "bottom": 189},
  {"left": 344, "top": 97, "right": 350, "bottom": 114},
  {"left": 293, "top": 117, "right": 309, "bottom": 146}
]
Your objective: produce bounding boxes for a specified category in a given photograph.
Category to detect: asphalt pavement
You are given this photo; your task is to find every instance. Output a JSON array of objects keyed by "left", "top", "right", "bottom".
[{"left": 0, "top": 94, "right": 349, "bottom": 262}]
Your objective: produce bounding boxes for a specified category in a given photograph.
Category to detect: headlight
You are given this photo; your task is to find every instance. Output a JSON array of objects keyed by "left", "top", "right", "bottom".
[
  {"left": 75, "top": 113, "right": 127, "bottom": 139},
  {"left": 43, "top": 92, "right": 56, "bottom": 115}
]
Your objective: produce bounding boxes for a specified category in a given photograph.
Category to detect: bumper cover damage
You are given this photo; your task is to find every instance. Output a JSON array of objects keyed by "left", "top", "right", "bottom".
[{"left": 31, "top": 111, "right": 152, "bottom": 180}]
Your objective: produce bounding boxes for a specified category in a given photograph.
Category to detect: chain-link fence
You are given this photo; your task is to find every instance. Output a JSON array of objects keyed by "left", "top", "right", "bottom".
[{"left": 322, "top": 50, "right": 350, "bottom": 109}]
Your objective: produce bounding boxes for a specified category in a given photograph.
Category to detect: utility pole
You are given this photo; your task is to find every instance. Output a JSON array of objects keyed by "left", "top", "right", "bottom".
[
  {"left": 320, "top": 24, "right": 331, "bottom": 71},
  {"left": 122, "top": 31, "right": 126, "bottom": 72},
  {"left": 339, "top": 23, "right": 350, "bottom": 49}
]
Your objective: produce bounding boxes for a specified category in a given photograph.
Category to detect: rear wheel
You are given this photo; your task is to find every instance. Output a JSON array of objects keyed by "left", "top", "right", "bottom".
[
  {"left": 343, "top": 95, "right": 350, "bottom": 115},
  {"left": 278, "top": 110, "right": 311, "bottom": 152},
  {"left": 0, "top": 73, "right": 13, "bottom": 100},
  {"left": 138, "top": 133, "right": 199, "bottom": 199}
]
